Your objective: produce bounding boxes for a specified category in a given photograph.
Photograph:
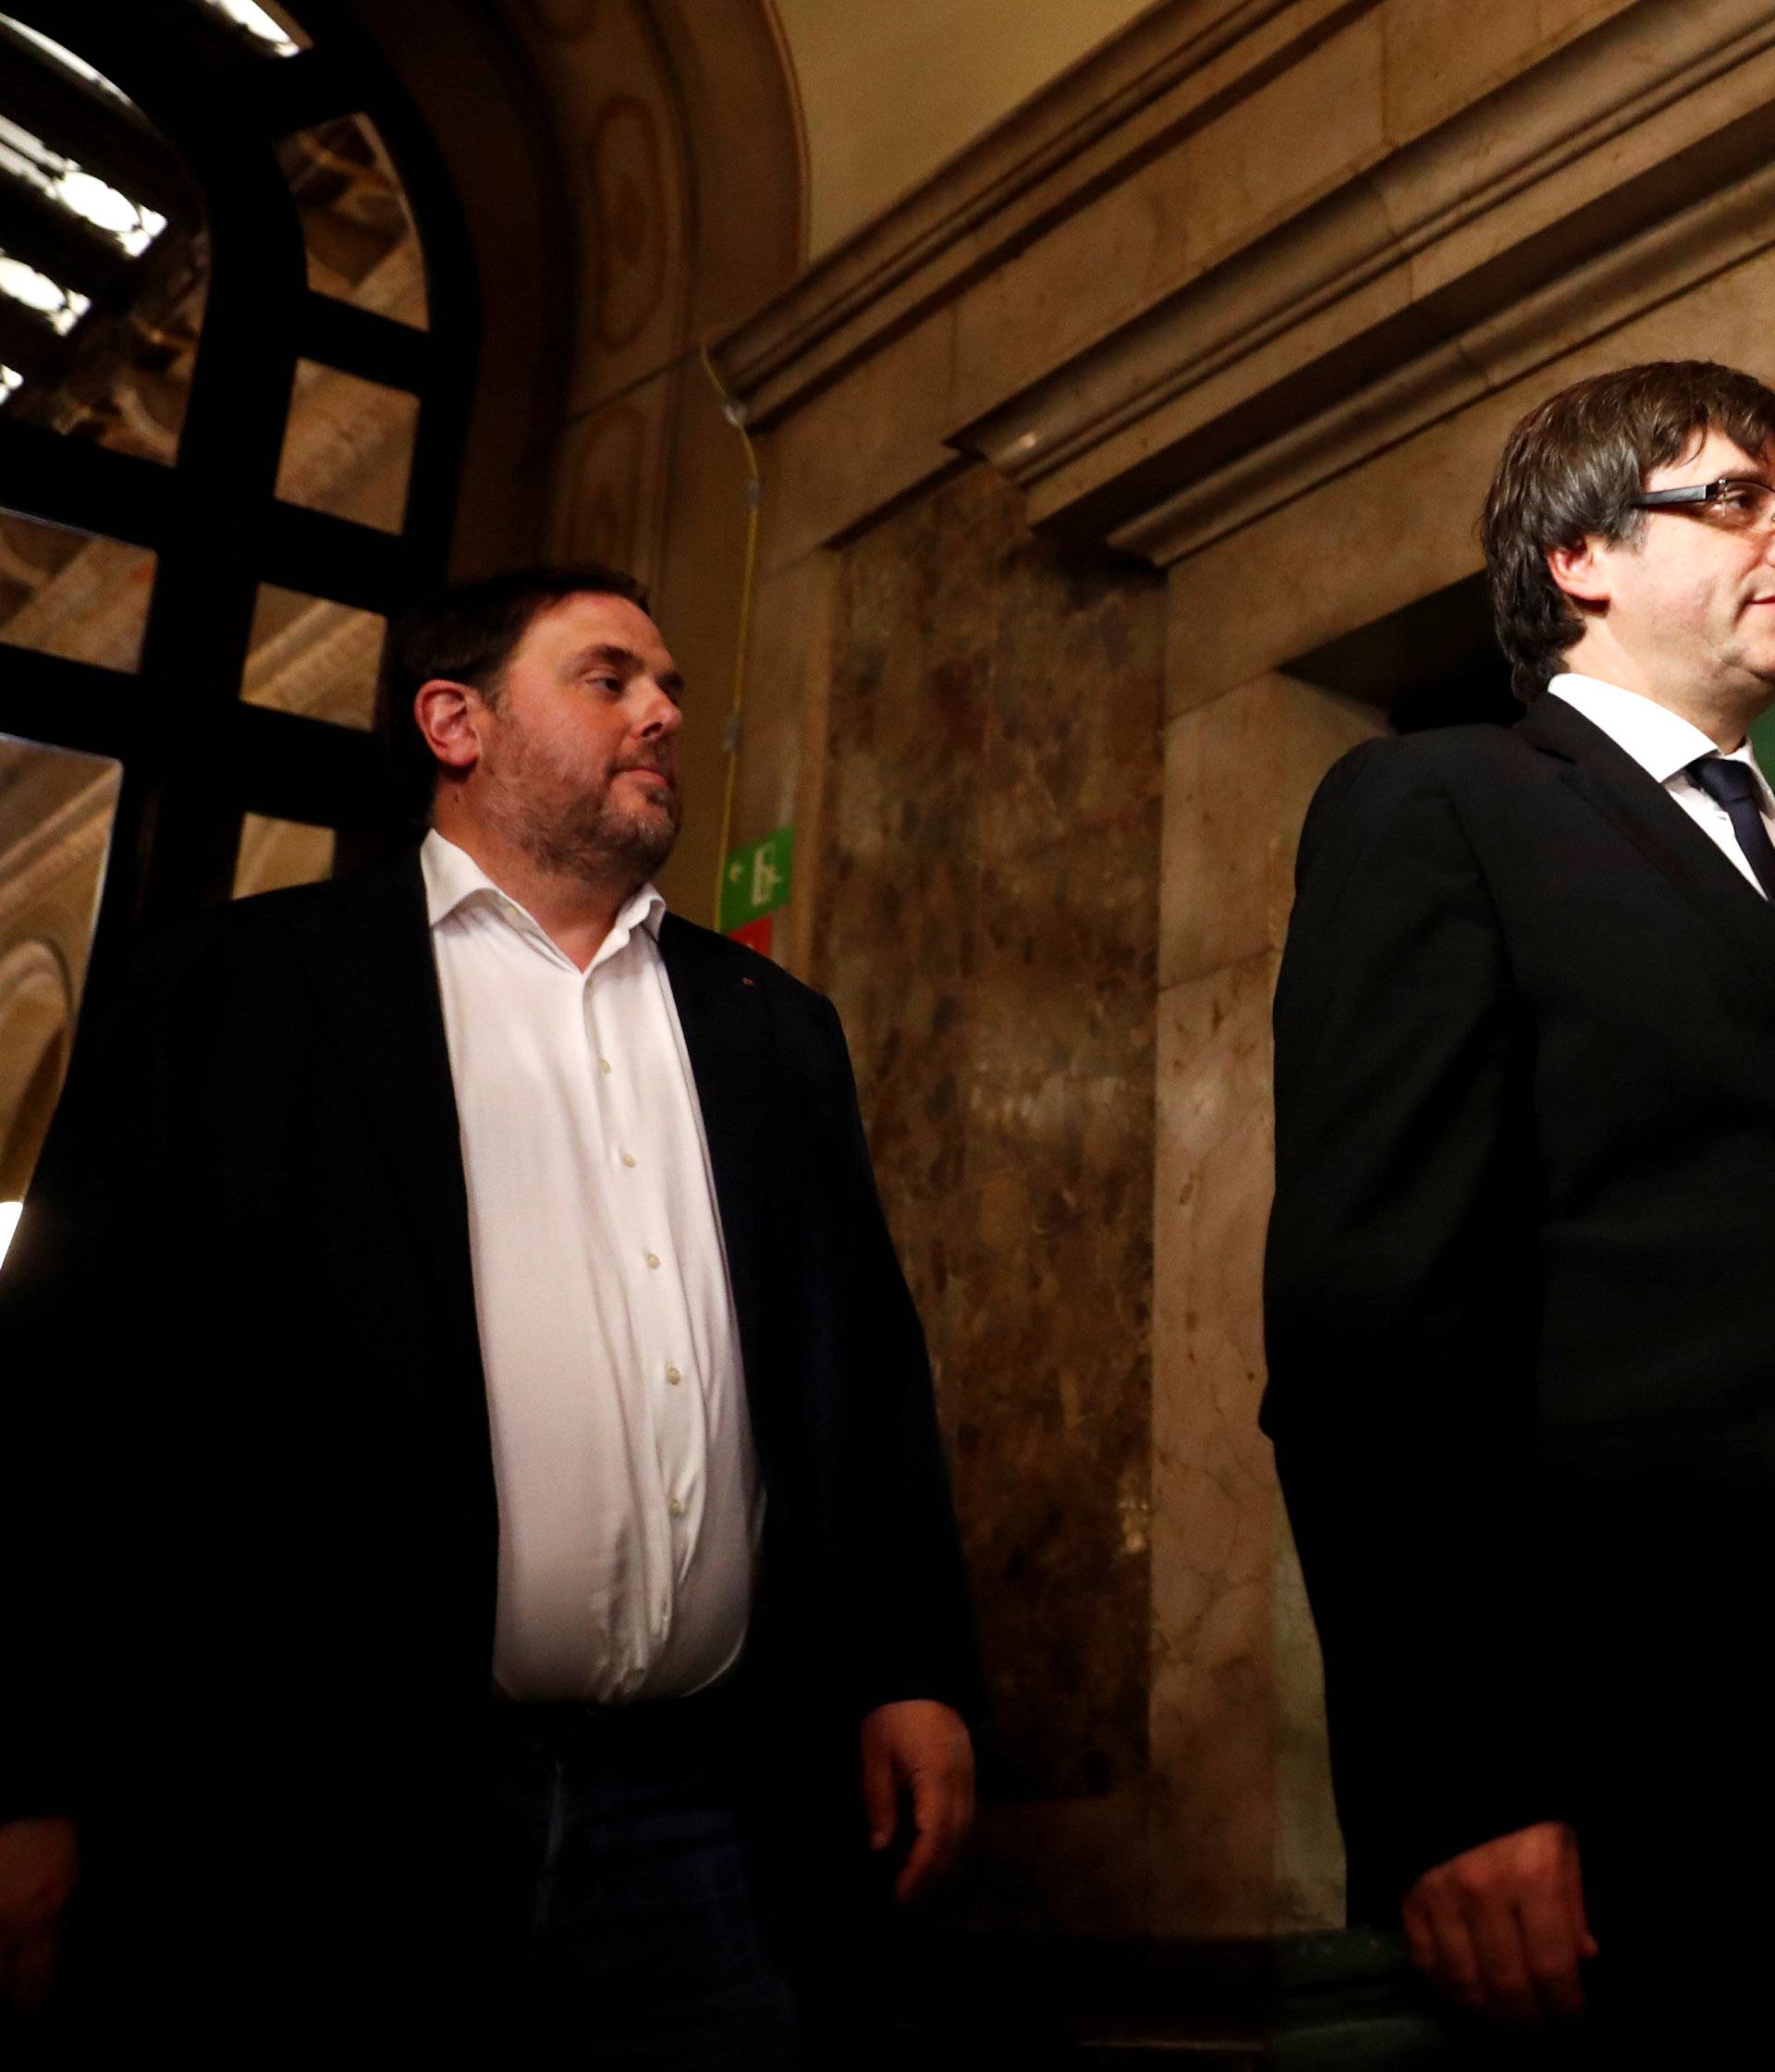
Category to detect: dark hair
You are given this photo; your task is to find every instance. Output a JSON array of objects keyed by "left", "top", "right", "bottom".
[
  {"left": 1481, "top": 360, "right": 1775, "bottom": 702},
  {"left": 375, "top": 561, "right": 651, "bottom": 824}
]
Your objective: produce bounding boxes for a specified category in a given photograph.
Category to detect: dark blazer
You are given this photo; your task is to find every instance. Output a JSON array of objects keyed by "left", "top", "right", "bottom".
[
  {"left": 2, "top": 848, "right": 974, "bottom": 2020},
  {"left": 1263, "top": 693, "right": 1775, "bottom": 1930}
]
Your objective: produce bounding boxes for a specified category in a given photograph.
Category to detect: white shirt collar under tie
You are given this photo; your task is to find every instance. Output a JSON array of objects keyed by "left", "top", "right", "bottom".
[{"left": 1547, "top": 672, "right": 1774, "bottom": 803}]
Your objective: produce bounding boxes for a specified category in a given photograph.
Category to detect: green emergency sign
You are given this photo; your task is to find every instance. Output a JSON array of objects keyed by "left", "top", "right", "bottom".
[{"left": 719, "top": 826, "right": 795, "bottom": 935}]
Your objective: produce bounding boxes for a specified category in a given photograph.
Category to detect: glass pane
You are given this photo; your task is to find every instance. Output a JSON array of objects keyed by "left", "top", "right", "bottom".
[
  {"left": 276, "top": 359, "right": 418, "bottom": 534},
  {"left": 276, "top": 116, "right": 428, "bottom": 330},
  {"left": 0, "top": 509, "right": 154, "bottom": 671},
  {"left": 233, "top": 812, "right": 334, "bottom": 900},
  {"left": 242, "top": 584, "right": 386, "bottom": 730},
  {"left": 0, "top": 15, "right": 208, "bottom": 463},
  {"left": 0, "top": 732, "right": 120, "bottom": 1244}
]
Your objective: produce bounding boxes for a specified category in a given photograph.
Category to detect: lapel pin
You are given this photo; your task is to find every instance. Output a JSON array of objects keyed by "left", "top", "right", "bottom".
[{"left": 741, "top": 976, "right": 756, "bottom": 987}]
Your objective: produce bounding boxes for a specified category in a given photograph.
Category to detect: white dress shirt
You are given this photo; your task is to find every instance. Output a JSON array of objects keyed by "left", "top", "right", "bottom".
[
  {"left": 421, "top": 830, "right": 761, "bottom": 1703},
  {"left": 1547, "top": 672, "right": 1775, "bottom": 898}
]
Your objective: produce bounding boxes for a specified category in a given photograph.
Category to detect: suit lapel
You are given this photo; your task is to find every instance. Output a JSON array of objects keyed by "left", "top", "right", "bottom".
[
  {"left": 280, "top": 848, "right": 482, "bottom": 1369},
  {"left": 1515, "top": 693, "right": 1775, "bottom": 978},
  {"left": 657, "top": 915, "right": 773, "bottom": 1413}
]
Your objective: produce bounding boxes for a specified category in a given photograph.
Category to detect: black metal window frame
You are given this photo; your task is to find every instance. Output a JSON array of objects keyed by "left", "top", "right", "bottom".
[{"left": 0, "top": 0, "right": 477, "bottom": 989}]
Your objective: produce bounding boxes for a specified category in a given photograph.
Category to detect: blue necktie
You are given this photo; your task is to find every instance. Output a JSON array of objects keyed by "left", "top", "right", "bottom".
[{"left": 1688, "top": 754, "right": 1775, "bottom": 901}]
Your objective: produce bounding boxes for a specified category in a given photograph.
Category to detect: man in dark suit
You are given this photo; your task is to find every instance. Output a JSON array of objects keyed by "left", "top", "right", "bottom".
[
  {"left": 1263, "top": 361, "right": 1775, "bottom": 2054},
  {"left": 0, "top": 564, "right": 976, "bottom": 2057}
]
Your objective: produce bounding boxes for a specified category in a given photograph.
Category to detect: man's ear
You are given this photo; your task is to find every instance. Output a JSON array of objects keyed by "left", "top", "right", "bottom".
[
  {"left": 1546, "top": 537, "right": 1612, "bottom": 610},
  {"left": 413, "top": 679, "right": 485, "bottom": 776}
]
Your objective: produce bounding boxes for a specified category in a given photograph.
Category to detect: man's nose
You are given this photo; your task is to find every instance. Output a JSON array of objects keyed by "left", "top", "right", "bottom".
[{"left": 636, "top": 683, "right": 682, "bottom": 737}]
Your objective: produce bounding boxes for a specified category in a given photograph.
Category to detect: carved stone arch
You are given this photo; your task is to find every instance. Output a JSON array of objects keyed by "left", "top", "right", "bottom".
[
  {"left": 347, "top": 0, "right": 804, "bottom": 923},
  {"left": 551, "top": 0, "right": 804, "bottom": 920},
  {"left": 347, "top": 0, "right": 803, "bottom": 558}
]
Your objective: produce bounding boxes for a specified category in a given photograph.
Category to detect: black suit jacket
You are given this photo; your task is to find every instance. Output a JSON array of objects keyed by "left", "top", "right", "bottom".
[
  {"left": 1263, "top": 694, "right": 1775, "bottom": 1927},
  {"left": 2, "top": 848, "right": 974, "bottom": 2015}
]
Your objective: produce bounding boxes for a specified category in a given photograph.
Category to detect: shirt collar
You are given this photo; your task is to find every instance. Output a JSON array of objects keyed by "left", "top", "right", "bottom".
[
  {"left": 1546, "top": 672, "right": 1772, "bottom": 799},
  {"left": 419, "top": 829, "right": 666, "bottom": 965}
]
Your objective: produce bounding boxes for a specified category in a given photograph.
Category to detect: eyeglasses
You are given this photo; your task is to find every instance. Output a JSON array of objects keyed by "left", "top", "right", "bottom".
[{"left": 1628, "top": 476, "right": 1775, "bottom": 534}]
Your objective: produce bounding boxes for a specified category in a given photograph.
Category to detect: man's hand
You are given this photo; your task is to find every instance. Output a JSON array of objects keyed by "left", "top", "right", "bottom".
[
  {"left": 860, "top": 1699, "right": 973, "bottom": 1902},
  {"left": 1402, "top": 1819, "right": 1597, "bottom": 2025},
  {"left": 0, "top": 1816, "right": 79, "bottom": 2014}
]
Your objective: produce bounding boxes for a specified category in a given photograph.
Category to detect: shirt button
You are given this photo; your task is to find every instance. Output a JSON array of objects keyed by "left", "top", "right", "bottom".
[
  {"left": 665, "top": 1365, "right": 681, "bottom": 1385},
  {"left": 620, "top": 1151, "right": 636, "bottom": 1168},
  {"left": 669, "top": 1499, "right": 684, "bottom": 1519},
  {"left": 598, "top": 1057, "right": 612, "bottom": 1075},
  {"left": 644, "top": 1251, "right": 661, "bottom": 1269}
]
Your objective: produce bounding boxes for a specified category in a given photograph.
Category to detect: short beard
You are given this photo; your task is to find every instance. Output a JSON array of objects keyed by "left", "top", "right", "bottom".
[
  {"left": 485, "top": 739, "right": 679, "bottom": 890},
  {"left": 540, "top": 789, "right": 678, "bottom": 884}
]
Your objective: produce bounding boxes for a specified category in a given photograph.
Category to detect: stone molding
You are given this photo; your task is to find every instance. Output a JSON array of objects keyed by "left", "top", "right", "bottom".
[
  {"left": 716, "top": 0, "right": 1338, "bottom": 426},
  {"left": 969, "top": 0, "right": 1775, "bottom": 558},
  {"left": 1114, "top": 144, "right": 1775, "bottom": 570},
  {"left": 718, "top": 0, "right": 1775, "bottom": 565}
]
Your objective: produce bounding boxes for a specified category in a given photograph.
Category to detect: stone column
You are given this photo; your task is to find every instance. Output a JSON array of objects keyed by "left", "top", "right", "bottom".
[{"left": 1148, "top": 668, "right": 1383, "bottom": 1937}]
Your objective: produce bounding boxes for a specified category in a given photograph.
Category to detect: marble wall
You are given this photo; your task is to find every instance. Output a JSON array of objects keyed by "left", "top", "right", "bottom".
[
  {"left": 802, "top": 466, "right": 1380, "bottom": 1945},
  {"left": 815, "top": 466, "right": 1164, "bottom": 1814},
  {"left": 1151, "top": 674, "right": 1381, "bottom": 1936}
]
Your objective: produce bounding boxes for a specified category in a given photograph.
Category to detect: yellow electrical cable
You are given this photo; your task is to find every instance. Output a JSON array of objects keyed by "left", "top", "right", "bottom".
[{"left": 699, "top": 336, "right": 763, "bottom": 935}]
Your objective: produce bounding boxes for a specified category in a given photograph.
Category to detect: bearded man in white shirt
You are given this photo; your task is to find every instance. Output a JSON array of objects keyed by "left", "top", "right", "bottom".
[
  {"left": 1264, "top": 359, "right": 1775, "bottom": 2058},
  {"left": 0, "top": 565, "right": 977, "bottom": 2061}
]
